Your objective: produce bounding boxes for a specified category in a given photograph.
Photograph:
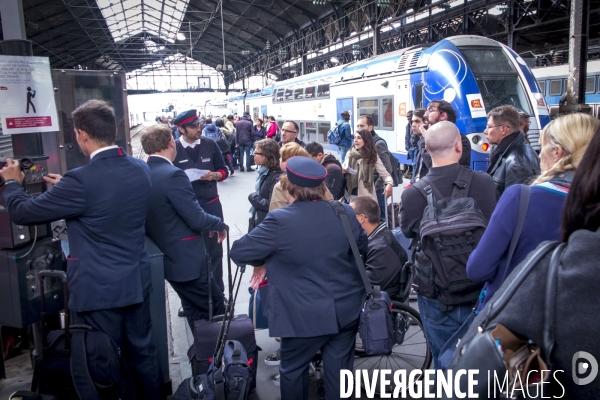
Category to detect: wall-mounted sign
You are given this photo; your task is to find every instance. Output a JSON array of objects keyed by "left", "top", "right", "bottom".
[
  {"left": 0, "top": 55, "right": 59, "bottom": 134},
  {"left": 198, "top": 77, "right": 211, "bottom": 89}
]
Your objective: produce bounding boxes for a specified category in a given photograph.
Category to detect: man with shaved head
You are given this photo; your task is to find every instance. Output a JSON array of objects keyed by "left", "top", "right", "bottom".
[{"left": 399, "top": 121, "right": 497, "bottom": 368}]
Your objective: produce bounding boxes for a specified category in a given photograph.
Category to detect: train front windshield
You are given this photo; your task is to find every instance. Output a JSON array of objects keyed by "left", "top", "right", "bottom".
[{"left": 459, "top": 48, "right": 533, "bottom": 115}]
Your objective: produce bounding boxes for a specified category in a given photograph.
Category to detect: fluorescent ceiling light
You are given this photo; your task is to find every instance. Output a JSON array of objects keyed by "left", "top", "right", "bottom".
[
  {"left": 96, "top": 0, "right": 190, "bottom": 43},
  {"left": 177, "top": 32, "right": 186, "bottom": 41}
]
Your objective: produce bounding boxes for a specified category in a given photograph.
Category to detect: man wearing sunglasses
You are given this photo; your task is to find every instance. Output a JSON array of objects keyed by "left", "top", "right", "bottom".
[{"left": 485, "top": 105, "right": 540, "bottom": 199}]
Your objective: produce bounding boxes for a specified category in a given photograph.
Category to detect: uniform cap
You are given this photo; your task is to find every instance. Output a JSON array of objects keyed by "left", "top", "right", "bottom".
[
  {"left": 173, "top": 109, "right": 200, "bottom": 126},
  {"left": 286, "top": 157, "right": 327, "bottom": 187}
]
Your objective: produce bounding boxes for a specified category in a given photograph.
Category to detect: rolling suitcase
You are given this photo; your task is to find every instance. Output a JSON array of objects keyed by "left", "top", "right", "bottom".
[
  {"left": 385, "top": 191, "right": 413, "bottom": 261},
  {"left": 177, "top": 230, "right": 254, "bottom": 400},
  {"left": 31, "top": 270, "right": 134, "bottom": 400},
  {"left": 187, "top": 231, "right": 258, "bottom": 390}
]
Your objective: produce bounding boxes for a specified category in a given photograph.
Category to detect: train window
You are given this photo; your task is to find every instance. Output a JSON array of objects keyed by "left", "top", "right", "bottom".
[
  {"left": 382, "top": 98, "right": 393, "bottom": 129},
  {"left": 549, "top": 80, "right": 562, "bottom": 96},
  {"left": 459, "top": 48, "right": 515, "bottom": 74},
  {"left": 305, "top": 122, "right": 317, "bottom": 142},
  {"left": 358, "top": 99, "right": 380, "bottom": 127},
  {"left": 586, "top": 77, "right": 596, "bottom": 94},
  {"left": 318, "top": 122, "right": 331, "bottom": 144},
  {"left": 472, "top": 75, "right": 533, "bottom": 115},
  {"left": 272, "top": 91, "right": 278, "bottom": 103},
  {"left": 285, "top": 88, "right": 294, "bottom": 101},
  {"left": 537, "top": 80, "right": 546, "bottom": 96},
  {"left": 317, "top": 84, "right": 330, "bottom": 98},
  {"left": 304, "top": 86, "right": 316, "bottom": 99},
  {"left": 276, "top": 89, "right": 285, "bottom": 102},
  {"left": 414, "top": 84, "right": 424, "bottom": 108},
  {"left": 294, "top": 88, "right": 304, "bottom": 100}
]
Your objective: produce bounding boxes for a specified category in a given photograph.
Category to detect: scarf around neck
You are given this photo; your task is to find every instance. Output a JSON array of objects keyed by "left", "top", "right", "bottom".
[
  {"left": 487, "top": 131, "right": 522, "bottom": 173},
  {"left": 346, "top": 147, "right": 375, "bottom": 194}
]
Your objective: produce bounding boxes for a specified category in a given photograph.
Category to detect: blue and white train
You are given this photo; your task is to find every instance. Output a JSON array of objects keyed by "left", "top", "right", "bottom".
[
  {"left": 225, "top": 35, "right": 549, "bottom": 171},
  {"left": 532, "top": 59, "right": 600, "bottom": 119}
]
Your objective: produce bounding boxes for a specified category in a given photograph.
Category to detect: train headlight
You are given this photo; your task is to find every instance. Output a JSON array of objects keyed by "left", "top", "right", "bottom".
[
  {"left": 471, "top": 135, "right": 481, "bottom": 145},
  {"left": 482, "top": 143, "right": 490, "bottom": 152}
]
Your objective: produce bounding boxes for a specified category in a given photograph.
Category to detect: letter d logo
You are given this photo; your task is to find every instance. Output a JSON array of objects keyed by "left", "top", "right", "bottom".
[{"left": 572, "top": 351, "right": 598, "bottom": 385}]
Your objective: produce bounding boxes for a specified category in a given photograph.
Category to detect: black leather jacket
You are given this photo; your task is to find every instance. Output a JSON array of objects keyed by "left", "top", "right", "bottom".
[
  {"left": 366, "top": 223, "right": 408, "bottom": 299},
  {"left": 488, "top": 133, "right": 540, "bottom": 199},
  {"left": 248, "top": 168, "right": 283, "bottom": 225}
]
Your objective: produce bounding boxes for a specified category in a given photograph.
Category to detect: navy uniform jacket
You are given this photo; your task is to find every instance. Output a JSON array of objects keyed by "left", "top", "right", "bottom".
[
  {"left": 174, "top": 138, "right": 228, "bottom": 205},
  {"left": 1, "top": 147, "right": 152, "bottom": 313},
  {"left": 145, "top": 156, "right": 226, "bottom": 282},
  {"left": 230, "top": 200, "right": 367, "bottom": 338}
]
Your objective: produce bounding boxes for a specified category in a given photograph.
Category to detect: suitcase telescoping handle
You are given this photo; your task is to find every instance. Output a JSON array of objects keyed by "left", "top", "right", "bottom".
[
  {"left": 214, "top": 228, "right": 246, "bottom": 369},
  {"left": 384, "top": 190, "right": 395, "bottom": 229},
  {"left": 38, "top": 270, "right": 69, "bottom": 355}
]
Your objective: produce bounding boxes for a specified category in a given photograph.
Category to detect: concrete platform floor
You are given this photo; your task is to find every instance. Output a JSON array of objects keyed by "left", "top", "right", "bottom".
[{"left": 0, "top": 123, "right": 426, "bottom": 400}]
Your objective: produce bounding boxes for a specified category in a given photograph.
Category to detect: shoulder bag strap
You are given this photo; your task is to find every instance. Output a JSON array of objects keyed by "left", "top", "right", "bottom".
[
  {"left": 329, "top": 201, "right": 374, "bottom": 296},
  {"left": 498, "top": 184, "right": 531, "bottom": 284},
  {"left": 543, "top": 242, "right": 566, "bottom": 367},
  {"left": 70, "top": 331, "right": 103, "bottom": 400}
]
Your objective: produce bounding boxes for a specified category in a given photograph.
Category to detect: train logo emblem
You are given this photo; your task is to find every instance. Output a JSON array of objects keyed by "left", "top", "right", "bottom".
[{"left": 471, "top": 99, "right": 483, "bottom": 109}]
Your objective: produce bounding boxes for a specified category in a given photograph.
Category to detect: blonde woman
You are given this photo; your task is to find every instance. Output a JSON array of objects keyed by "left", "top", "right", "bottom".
[
  {"left": 467, "top": 113, "right": 600, "bottom": 312},
  {"left": 342, "top": 129, "right": 393, "bottom": 201},
  {"left": 269, "top": 143, "right": 333, "bottom": 210}
]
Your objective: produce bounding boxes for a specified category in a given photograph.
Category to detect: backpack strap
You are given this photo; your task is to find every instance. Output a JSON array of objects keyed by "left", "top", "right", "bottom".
[
  {"left": 328, "top": 201, "right": 374, "bottom": 296},
  {"left": 413, "top": 177, "right": 444, "bottom": 220},
  {"left": 70, "top": 330, "right": 103, "bottom": 400},
  {"left": 450, "top": 167, "right": 475, "bottom": 200}
]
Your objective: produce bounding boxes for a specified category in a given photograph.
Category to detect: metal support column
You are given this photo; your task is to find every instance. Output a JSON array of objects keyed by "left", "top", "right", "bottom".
[
  {"left": 0, "top": 0, "right": 44, "bottom": 158},
  {"left": 301, "top": 53, "right": 307, "bottom": 75},
  {"left": 507, "top": 0, "right": 516, "bottom": 50},
  {"left": 372, "top": 25, "right": 381, "bottom": 56},
  {"left": 559, "top": 0, "right": 591, "bottom": 114}
]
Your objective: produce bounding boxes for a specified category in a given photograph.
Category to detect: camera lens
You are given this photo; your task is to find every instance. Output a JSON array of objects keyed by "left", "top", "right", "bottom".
[{"left": 20, "top": 158, "right": 34, "bottom": 170}]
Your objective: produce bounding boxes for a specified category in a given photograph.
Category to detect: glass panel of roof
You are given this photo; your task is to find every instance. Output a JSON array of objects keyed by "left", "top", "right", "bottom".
[{"left": 95, "top": 0, "right": 190, "bottom": 43}]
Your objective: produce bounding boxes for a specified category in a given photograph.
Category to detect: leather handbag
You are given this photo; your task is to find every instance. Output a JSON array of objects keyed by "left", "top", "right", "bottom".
[
  {"left": 444, "top": 240, "right": 564, "bottom": 398},
  {"left": 247, "top": 211, "right": 256, "bottom": 233},
  {"left": 329, "top": 201, "right": 395, "bottom": 356}
]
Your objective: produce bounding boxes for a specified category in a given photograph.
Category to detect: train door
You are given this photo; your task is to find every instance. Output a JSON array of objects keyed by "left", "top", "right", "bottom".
[
  {"left": 336, "top": 98, "right": 353, "bottom": 131},
  {"left": 261, "top": 105, "right": 267, "bottom": 119},
  {"left": 396, "top": 79, "right": 411, "bottom": 155},
  {"left": 252, "top": 107, "right": 259, "bottom": 121}
]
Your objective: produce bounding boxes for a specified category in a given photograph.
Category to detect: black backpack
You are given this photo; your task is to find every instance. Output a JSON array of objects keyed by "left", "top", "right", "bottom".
[
  {"left": 375, "top": 137, "right": 403, "bottom": 186},
  {"left": 412, "top": 167, "right": 485, "bottom": 305}
]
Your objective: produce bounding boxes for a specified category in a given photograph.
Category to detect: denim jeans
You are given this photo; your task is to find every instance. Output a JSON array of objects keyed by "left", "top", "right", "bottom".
[
  {"left": 417, "top": 295, "right": 474, "bottom": 369},
  {"left": 376, "top": 188, "right": 386, "bottom": 221},
  {"left": 337, "top": 146, "right": 349, "bottom": 164},
  {"left": 408, "top": 148, "right": 418, "bottom": 183},
  {"left": 238, "top": 142, "right": 253, "bottom": 169}
]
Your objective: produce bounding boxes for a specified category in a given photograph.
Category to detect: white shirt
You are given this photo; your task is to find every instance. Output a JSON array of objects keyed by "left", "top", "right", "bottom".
[
  {"left": 90, "top": 145, "right": 119, "bottom": 160},
  {"left": 179, "top": 138, "right": 201, "bottom": 148},
  {"left": 149, "top": 155, "right": 173, "bottom": 165}
]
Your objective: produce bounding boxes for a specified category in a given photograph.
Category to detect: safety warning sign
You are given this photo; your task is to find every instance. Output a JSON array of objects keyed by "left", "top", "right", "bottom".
[{"left": 0, "top": 55, "right": 59, "bottom": 134}]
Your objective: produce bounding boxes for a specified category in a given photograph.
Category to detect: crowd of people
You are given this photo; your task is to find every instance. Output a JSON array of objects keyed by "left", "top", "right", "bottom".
[{"left": 1, "top": 99, "right": 599, "bottom": 400}]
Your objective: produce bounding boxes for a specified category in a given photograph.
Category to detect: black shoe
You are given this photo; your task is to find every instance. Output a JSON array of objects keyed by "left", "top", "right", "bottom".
[
  {"left": 178, "top": 306, "right": 185, "bottom": 317},
  {"left": 240, "top": 167, "right": 245, "bottom": 172},
  {"left": 229, "top": 169, "right": 234, "bottom": 176}
]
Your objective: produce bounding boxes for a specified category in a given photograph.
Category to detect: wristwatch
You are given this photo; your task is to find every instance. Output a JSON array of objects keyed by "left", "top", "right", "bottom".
[
  {"left": 213, "top": 172, "right": 218, "bottom": 180},
  {"left": 4, "top": 179, "right": 19, "bottom": 185}
]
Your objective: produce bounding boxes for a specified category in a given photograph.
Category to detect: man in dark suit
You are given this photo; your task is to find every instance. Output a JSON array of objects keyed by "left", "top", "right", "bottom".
[
  {"left": 0, "top": 100, "right": 161, "bottom": 399},
  {"left": 173, "top": 109, "right": 229, "bottom": 297},
  {"left": 141, "top": 124, "right": 228, "bottom": 329}
]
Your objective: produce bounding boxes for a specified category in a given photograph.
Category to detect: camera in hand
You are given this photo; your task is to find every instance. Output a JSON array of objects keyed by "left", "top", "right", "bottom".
[{"left": 0, "top": 157, "right": 46, "bottom": 187}]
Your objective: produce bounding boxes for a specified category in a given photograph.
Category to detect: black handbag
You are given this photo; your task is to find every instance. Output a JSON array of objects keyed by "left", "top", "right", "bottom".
[
  {"left": 247, "top": 211, "right": 256, "bottom": 233},
  {"left": 329, "top": 201, "right": 395, "bottom": 356},
  {"left": 444, "top": 240, "right": 564, "bottom": 398}
]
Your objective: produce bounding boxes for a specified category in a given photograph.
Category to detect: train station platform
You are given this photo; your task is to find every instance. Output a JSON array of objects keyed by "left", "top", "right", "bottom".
[{"left": 0, "top": 123, "right": 416, "bottom": 400}]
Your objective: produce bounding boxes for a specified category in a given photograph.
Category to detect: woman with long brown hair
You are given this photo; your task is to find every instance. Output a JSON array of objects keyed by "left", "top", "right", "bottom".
[{"left": 343, "top": 129, "right": 393, "bottom": 201}]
